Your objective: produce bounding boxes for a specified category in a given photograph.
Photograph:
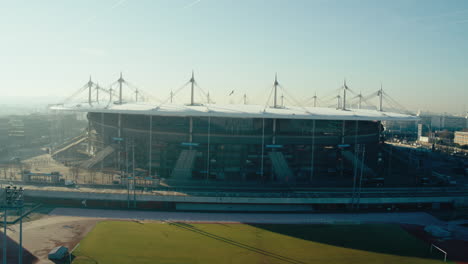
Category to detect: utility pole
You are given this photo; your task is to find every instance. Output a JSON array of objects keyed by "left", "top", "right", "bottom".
[
  {"left": 260, "top": 118, "right": 265, "bottom": 181},
  {"left": 3, "top": 203, "right": 6, "bottom": 264},
  {"left": 281, "top": 94, "right": 284, "bottom": 107},
  {"left": 207, "top": 92, "right": 210, "bottom": 104},
  {"left": 135, "top": 89, "right": 139, "bottom": 102},
  {"left": 126, "top": 141, "right": 129, "bottom": 208},
  {"left": 336, "top": 95, "right": 341, "bottom": 109},
  {"left": 312, "top": 92, "right": 317, "bottom": 107},
  {"left": 243, "top": 94, "right": 247, "bottom": 105},
  {"left": 132, "top": 141, "right": 136, "bottom": 208},
  {"left": 170, "top": 91, "right": 174, "bottom": 103},
  {"left": 148, "top": 115, "right": 152, "bottom": 178},
  {"left": 356, "top": 145, "right": 365, "bottom": 209},
  {"left": 310, "top": 120, "right": 316, "bottom": 183}
]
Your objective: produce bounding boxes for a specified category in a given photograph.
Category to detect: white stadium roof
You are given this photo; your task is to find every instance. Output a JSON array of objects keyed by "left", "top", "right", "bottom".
[{"left": 51, "top": 103, "right": 418, "bottom": 121}]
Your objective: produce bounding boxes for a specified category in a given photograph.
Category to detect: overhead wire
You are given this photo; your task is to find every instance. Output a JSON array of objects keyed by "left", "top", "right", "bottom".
[
  {"left": 155, "top": 81, "right": 191, "bottom": 108},
  {"left": 278, "top": 84, "right": 311, "bottom": 113},
  {"left": 124, "top": 80, "right": 162, "bottom": 103},
  {"left": 383, "top": 91, "right": 409, "bottom": 113},
  {"left": 61, "top": 84, "right": 89, "bottom": 104},
  {"left": 263, "top": 85, "right": 275, "bottom": 111},
  {"left": 320, "top": 86, "right": 343, "bottom": 104}
]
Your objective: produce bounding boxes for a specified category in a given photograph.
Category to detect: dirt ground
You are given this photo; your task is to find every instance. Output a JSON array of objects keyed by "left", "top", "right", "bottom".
[
  {"left": 1, "top": 154, "right": 117, "bottom": 185},
  {"left": 6, "top": 215, "right": 99, "bottom": 264}
]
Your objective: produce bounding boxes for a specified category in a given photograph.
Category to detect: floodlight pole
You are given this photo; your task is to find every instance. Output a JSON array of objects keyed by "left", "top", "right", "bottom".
[
  {"left": 19, "top": 207, "right": 23, "bottom": 264},
  {"left": 2, "top": 186, "right": 24, "bottom": 264},
  {"left": 3, "top": 207, "right": 6, "bottom": 264}
]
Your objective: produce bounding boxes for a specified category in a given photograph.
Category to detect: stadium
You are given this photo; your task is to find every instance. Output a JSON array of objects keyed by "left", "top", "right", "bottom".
[{"left": 53, "top": 73, "right": 418, "bottom": 188}]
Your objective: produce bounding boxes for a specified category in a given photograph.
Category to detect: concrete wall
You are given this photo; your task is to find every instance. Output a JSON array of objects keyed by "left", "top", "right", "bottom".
[{"left": 24, "top": 189, "right": 468, "bottom": 207}]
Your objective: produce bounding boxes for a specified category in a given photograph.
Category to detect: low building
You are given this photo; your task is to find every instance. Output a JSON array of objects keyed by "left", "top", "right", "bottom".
[{"left": 454, "top": 131, "right": 468, "bottom": 146}]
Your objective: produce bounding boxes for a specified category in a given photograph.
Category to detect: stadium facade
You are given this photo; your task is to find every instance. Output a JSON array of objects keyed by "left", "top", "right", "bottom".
[
  {"left": 51, "top": 74, "right": 420, "bottom": 188},
  {"left": 55, "top": 102, "right": 417, "bottom": 186}
]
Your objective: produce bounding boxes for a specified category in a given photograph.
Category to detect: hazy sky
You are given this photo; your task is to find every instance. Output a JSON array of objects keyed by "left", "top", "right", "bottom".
[{"left": 1, "top": 0, "right": 467, "bottom": 114}]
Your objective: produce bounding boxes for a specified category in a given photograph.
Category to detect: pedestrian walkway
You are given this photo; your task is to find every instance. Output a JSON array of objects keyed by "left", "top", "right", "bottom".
[{"left": 50, "top": 207, "right": 444, "bottom": 225}]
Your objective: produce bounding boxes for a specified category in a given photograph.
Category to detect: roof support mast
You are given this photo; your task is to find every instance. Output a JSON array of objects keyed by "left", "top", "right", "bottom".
[
  {"left": 358, "top": 92, "right": 362, "bottom": 109},
  {"left": 378, "top": 83, "right": 383, "bottom": 111},
  {"left": 274, "top": 73, "right": 279, "bottom": 108},
  {"left": 88, "top": 76, "right": 93, "bottom": 106},
  {"left": 118, "top": 72, "right": 124, "bottom": 104},
  {"left": 190, "top": 70, "right": 195, "bottom": 105},
  {"left": 96, "top": 83, "right": 100, "bottom": 104},
  {"left": 109, "top": 87, "right": 113, "bottom": 103},
  {"left": 342, "top": 79, "right": 347, "bottom": 110}
]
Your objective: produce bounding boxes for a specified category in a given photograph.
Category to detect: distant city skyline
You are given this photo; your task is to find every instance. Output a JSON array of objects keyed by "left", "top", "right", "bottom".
[{"left": 0, "top": 0, "right": 467, "bottom": 114}]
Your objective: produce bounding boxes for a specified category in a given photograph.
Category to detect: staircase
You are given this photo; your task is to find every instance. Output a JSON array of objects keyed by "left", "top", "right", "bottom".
[
  {"left": 81, "top": 145, "right": 116, "bottom": 169},
  {"left": 51, "top": 134, "right": 87, "bottom": 157},
  {"left": 342, "top": 150, "right": 376, "bottom": 176},
  {"left": 171, "top": 149, "right": 197, "bottom": 180},
  {"left": 268, "top": 152, "right": 294, "bottom": 182}
]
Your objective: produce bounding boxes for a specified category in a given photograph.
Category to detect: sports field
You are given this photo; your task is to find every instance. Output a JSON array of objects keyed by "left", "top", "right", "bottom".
[{"left": 72, "top": 221, "right": 449, "bottom": 264}]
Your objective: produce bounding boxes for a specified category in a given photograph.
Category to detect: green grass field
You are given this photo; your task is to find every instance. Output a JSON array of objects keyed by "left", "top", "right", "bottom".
[{"left": 72, "top": 221, "right": 449, "bottom": 264}]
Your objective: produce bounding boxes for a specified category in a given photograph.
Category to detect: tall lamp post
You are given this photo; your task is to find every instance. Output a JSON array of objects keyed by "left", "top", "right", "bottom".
[{"left": 2, "top": 185, "right": 24, "bottom": 264}]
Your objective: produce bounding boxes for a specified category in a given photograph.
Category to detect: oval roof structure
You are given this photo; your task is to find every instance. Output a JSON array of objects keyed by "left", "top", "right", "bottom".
[{"left": 51, "top": 103, "right": 418, "bottom": 121}]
